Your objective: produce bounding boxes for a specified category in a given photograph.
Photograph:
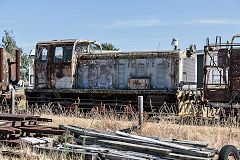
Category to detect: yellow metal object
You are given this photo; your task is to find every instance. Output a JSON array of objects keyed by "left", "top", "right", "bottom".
[
  {"left": 15, "top": 89, "right": 26, "bottom": 110},
  {"left": 177, "top": 90, "right": 207, "bottom": 117}
]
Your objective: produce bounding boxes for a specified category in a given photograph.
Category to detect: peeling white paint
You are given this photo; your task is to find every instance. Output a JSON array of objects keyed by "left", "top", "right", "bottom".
[{"left": 55, "top": 77, "right": 71, "bottom": 89}]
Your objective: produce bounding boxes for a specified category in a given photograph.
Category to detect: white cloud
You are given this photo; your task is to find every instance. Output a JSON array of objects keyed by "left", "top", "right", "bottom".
[
  {"left": 109, "top": 19, "right": 169, "bottom": 28},
  {"left": 92, "top": 19, "right": 173, "bottom": 29},
  {"left": 189, "top": 19, "right": 240, "bottom": 25},
  {"left": 91, "top": 18, "right": 240, "bottom": 29}
]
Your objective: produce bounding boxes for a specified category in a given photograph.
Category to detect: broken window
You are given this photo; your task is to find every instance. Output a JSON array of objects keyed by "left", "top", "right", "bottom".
[
  {"left": 36, "top": 46, "right": 48, "bottom": 62},
  {"left": 90, "top": 42, "right": 101, "bottom": 53},
  {"left": 41, "top": 48, "right": 48, "bottom": 61},
  {"left": 64, "top": 46, "right": 73, "bottom": 62},
  {"left": 53, "top": 46, "right": 73, "bottom": 63},
  {"left": 75, "top": 42, "right": 89, "bottom": 54},
  {"left": 54, "top": 47, "right": 63, "bottom": 62}
]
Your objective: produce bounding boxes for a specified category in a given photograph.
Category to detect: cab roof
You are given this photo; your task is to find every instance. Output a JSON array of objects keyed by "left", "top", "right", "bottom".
[{"left": 37, "top": 39, "right": 100, "bottom": 45}]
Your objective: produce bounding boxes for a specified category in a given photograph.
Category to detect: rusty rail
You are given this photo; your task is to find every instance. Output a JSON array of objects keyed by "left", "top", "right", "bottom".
[{"left": 0, "top": 113, "right": 64, "bottom": 143}]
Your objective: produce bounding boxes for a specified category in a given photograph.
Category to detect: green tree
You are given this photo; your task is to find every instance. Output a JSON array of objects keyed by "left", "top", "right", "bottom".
[
  {"left": 1, "top": 30, "right": 17, "bottom": 57},
  {"left": 20, "top": 53, "right": 31, "bottom": 80},
  {"left": 101, "top": 43, "right": 119, "bottom": 51},
  {"left": 1, "top": 30, "right": 30, "bottom": 80}
]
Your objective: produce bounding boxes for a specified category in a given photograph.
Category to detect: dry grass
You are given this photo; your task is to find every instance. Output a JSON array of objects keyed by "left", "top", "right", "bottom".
[
  {"left": 44, "top": 112, "right": 240, "bottom": 150},
  {"left": 1, "top": 105, "right": 240, "bottom": 159},
  {"left": 0, "top": 144, "right": 48, "bottom": 160}
]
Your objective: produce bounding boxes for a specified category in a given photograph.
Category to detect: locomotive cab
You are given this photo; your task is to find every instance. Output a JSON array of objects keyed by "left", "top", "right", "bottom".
[{"left": 35, "top": 40, "right": 101, "bottom": 89}]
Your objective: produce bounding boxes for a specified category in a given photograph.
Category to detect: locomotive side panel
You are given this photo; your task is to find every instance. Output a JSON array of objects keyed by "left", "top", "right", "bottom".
[{"left": 75, "top": 57, "right": 176, "bottom": 90}]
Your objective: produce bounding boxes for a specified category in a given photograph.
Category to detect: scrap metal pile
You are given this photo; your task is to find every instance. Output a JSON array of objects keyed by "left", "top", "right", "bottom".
[
  {"left": 0, "top": 113, "right": 65, "bottom": 146},
  {"left": 33, "top": 125, "right": 218, "bottom": 160},
  {"left": 0, "top": 114, "right": 238, "bottom": 159}
]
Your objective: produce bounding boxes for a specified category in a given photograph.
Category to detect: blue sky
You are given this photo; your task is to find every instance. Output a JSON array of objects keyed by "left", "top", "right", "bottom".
[{"left": 0, "top": 0, "right": 240, "bottom": 54}]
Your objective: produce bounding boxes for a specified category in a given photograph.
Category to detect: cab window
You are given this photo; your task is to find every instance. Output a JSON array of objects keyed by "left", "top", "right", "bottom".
[
  {"left": 54, "top": 47, "right": 63, "bottom": 62},
  {"left": 64, "top": 46, "right": 73, "bottom": 62},
  {"left": 54, "top": 45, "right": 73, "bottom": 63},
  {"left": 36, "top": 46, "right": 48, "bottom": 62},
  {"left": 90, "top": 43, "right": 101, "bottom": 53},
  {"left": 75, "top": 42, "right": 89, "bottom": 54},
  {"left": 42, "top": 48, "right": 48, "bottom": 61}
]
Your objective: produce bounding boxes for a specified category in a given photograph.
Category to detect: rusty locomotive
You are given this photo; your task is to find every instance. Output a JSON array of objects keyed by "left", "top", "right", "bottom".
[
  {"left": 0, "top": 48, "right": 25, "bottom": 106},
  {"left": 25, "top": 39, "right": 196, "bottom": 111},
  {"left": 25, "top": 35, "right": 240, "bottom": 117}
]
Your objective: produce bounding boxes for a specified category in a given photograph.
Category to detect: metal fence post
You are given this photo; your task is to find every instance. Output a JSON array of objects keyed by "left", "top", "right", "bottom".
[
  {"left": 138, "top": 96, "right": 143, "bottom": 128},
  {"left": 11, "top": 89, "right": 15, "bottom": 114}
]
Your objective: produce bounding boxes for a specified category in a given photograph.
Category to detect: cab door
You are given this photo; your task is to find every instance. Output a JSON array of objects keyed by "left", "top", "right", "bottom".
[
  {"left": 35, "top": 45, "right": 50, "bottom": 88},
  {"left": 50, "top": 45, "right": 73, "bottom": 89}
]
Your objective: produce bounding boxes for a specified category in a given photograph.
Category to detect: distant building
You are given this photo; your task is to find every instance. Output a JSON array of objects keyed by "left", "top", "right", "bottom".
[{"left": 28, "top": 50, "right": 35, "bottom": 87}]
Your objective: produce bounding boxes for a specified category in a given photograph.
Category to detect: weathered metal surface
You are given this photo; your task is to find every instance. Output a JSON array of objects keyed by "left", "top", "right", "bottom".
[
  {"left": 34, "top": 40, "right": 101, "bottom": 89},
  {"left": 12, "top": 49, "right": 20, "bottom": 85},
  {"left": 197, "top": 54, "right": 204, "bottom": 88},
  {"left": 1, "top": 49, "right": 15, "bottom": 88},
  {"left": 178, "top": 51, "right": 197, "bottom": 89},
  {"left": 0, "top": 113, "right": 52, "bottom": 122},
  {"left": 0, "top": 48, "right": 3, "bottom": 82},
  {"left": 0, "top": 127, "right": 21, "bottom": 134},
  {"left": 0, "top": 114, "right": 63, "bottom": 141},
  {"left": 33, "top": 39, "right": 186, "bottom": 92},
  {"left": 177, "top": 90, "right": 207, "bottom": 117},
  {"left": 25, "top": 88, "right": 176, "bottom": 95},
  {"left": 76, "top": 57, "right": 176, "bottom": 90},
  {"left": 128, "top": 78, "right": 150, "bottom": 89},
  {"left": 28, "top": 39, "right": 201, "bottom": 108},
  {"left": 0, "top": 48, "right": 20, "bottom": 94},
  {"left": 19, "top": 126, "right": 65, "bottom": 135},
  {"left": 20, "top": 137, "right": 54, "bottom": 145}
]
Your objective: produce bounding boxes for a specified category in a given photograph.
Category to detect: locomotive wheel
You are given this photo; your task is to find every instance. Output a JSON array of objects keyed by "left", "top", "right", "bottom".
[{"left": 219, "top": 145, "right": 239, "bottom": 160}]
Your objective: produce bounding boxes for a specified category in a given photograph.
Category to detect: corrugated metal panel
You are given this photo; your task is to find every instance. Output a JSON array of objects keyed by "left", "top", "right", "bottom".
[{"left": 183, "top": 57, "right": 195, "bottom": 82}]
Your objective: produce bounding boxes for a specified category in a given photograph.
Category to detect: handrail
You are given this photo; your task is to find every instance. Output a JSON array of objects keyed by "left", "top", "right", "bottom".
[{"left": 231, "top": 34, "right": 240, "bottom": 45}]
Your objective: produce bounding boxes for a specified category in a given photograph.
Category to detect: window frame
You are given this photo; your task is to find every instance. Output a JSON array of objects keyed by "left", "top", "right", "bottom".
[
  {"left": 74, "top": 42, "right": 90, "bottom": 54},
  {"left": 89, "top": 42, "right": 101, "bottom": 53},
  {"left": 54, "top": 46, "right": 64, "bottom": 63},
  {"left": 36, "top": 45, "right": 49, "bottom": 62},
  {"left": 53, "top": 45, "right": 73, "bottom": 63}
]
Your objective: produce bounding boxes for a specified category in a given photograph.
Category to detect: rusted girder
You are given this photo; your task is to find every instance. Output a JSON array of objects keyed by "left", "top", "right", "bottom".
[
  {"left": 0, "top": 48, "right": 3, "bottom": 82},
  {"left": 12, "top": 49, "right": 20, "bottom": 85}
]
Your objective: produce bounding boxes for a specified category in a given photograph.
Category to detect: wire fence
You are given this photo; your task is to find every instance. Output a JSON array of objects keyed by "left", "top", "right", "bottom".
[{"left": 1, "top": 95, "right": 240, "bottom": 127}]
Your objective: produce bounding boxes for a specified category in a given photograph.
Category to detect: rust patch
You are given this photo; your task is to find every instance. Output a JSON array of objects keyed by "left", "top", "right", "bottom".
[
  {"left": 0, "top": 48, "right": 19, "bottom": 93},
  {"left": 128, "top": 78, "right": 150, "bottom": 89}
]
